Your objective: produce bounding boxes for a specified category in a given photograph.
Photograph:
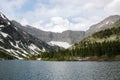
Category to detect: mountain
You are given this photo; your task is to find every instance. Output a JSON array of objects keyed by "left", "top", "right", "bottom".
[
  {"left": 12, "top": 21, "right": 85, "bottom": 47},
  {"left": 12, "top": 15, "right": 120, "bottom": 48},
  {"left": 0, "top": 12, "right": 60, "bottom": 60},
  {"left": 68, "top": 19, "right": 120, "bottom": 60},
  {"left": 1, "top": 11, "right": 120, "bottom": 60},
  {"left": 41, "top": 19, "right": 120, "bottom": 61},
  {"left": 71, "top": 19, "right": 120, "bottom": 49},
  {"left": 85, "top": 15, "right": 120, "bottom": 37}
]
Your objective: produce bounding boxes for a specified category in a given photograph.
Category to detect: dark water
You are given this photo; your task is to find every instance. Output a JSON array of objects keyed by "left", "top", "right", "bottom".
[{"left": 0, "top": 60, "right": 120, "bottom": 80}]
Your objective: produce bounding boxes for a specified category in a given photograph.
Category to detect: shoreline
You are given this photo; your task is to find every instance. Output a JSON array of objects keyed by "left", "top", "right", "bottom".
[{"left": 1, "top": 55, "right": 120, "bottom": 61}]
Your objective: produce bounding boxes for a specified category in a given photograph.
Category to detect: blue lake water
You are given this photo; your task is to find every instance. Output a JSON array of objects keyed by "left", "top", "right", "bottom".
[{"left": 0, "top": 60, "right": 120, "bottom": 80}]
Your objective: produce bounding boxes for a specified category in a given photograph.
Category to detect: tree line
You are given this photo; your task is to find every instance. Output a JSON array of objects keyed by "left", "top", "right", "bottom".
[{"left": 41, "top": 40, "right": 120, "bottom": 61}]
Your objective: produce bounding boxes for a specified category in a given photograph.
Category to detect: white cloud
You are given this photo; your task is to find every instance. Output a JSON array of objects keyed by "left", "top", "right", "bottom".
[
  {"left": 40, "top": 17, "right": 70, "bottom": 32},
  {"left": 21, "top": 0, "right": 108, "bottom": 32},
  {"left": 104, "top": 0, "right": 120, "bottom": 15},
  {"left": 51, "top": 17, "right": 69, "bottom": 26},
  {"left": 83, "top": 3, "right": 96, "bottom": 11},
  {"left": 38, "top": 16, "right": 98, "bottom": 32},
  {"left": 0, "top": 0, "right": 28, "bottom": 18},
  {"left": 0, "top": 0, "right": 119, "bottom": 32},
  {"left": 0, "top": 0, "right": 27, "bottom": 9}
]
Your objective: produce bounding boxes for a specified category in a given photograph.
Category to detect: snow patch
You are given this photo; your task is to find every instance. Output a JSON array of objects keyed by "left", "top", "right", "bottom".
[
  {"left": 0, "top": 47, "right": 23, "bottom": 59},
  {"left": 0, "top": 39, "right": 3, "bottom": 42},
  {"left": 29, "top": 44, "right": 39, "bottom": 50},
  {"left": 48, "top": 41, "right": 71, "bottom": 49},
  {"left": 21, "top": 53, "right": 27, "bottom": 57},
  {"left": 37, "top": 58, "right": 41, "bottom": 60},
  {"left": 106, "top": 21, "right": 109, "bottom": 24},
  {"left": 42, "top": 48, "right": 46, "bottom": 52},
  {"left": 28, "top": 43, "right": 42, "bottom": 54},
  {"left": 106, "top": 21, "right": 115, "bottom": 25},
  {"left": 14, "top": 27, "right": 18, "bottom": 30},
  {"left": 0, "top": 25, "right": 4, "bottom": 27},
  {"left": 0, "top": 13, "right": 7, "bottom": 19},
  {"left": 0, "top": 32, "right": 8, "bottom": 37},
  {"left": 9, "top": 41, "right": 29, "bottom": 55},
  {"left": 15, "top": 41, "right": 29, "bottom": 55},
  {"left": 7, "top": 22, "right": 11, "bottom": 25}
]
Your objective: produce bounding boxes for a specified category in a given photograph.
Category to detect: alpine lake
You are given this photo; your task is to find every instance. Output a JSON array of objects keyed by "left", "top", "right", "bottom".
[{"left": 0, "top": 60, "right": 120, "bottom": 80}]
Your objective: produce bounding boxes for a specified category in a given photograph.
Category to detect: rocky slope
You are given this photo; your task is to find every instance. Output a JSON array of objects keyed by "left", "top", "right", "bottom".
[
  {"left": 0, "top": 12, "right": 60, "bottom": 59},
  {"left": 85, "top": 15, "right": 120, "bottom": 37}
]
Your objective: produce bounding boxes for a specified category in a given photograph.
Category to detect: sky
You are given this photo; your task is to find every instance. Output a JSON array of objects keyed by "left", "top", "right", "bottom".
[{"left": 0, "top": 0, "right": 120, "bottom": 32}]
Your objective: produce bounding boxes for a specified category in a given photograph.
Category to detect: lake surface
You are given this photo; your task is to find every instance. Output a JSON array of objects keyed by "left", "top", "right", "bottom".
[{"left": 0, "top": 60, "right": 120, "bottom": 80}]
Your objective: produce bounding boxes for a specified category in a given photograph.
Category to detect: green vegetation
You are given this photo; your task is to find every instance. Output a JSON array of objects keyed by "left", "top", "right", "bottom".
[
  {"left": 41, "top": 20, "right": 120, "bottom": 61},
  {"left": 41, "top": 40, "right": 120, "bottom": 61}
]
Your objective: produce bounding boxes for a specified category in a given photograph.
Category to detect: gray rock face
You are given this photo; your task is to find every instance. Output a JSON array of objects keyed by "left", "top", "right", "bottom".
[
  {"left": 85, "top": 15, "right": 120, "bottom": 37},
  {"left": 12, "top": 21, "right": 85, "bottom": 44}
]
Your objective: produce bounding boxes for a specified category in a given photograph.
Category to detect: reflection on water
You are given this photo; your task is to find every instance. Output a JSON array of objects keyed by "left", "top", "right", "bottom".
[{"left": 0, "top": 60, "right": 120, "bottom": 80}]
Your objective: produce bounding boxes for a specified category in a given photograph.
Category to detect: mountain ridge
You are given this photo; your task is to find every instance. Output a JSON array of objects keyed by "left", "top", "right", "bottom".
[
  {"left": 12, "top": 20, "right": 85, "bottom": 45},
  {"left": 0, "top": 12, "right": 60, "bottom": 60},
  {"left": 85, "top": 15, "right": 120, "bottom": 37},
  {"left": 12, "top": 15, "right": 120, "bottom": 46}
]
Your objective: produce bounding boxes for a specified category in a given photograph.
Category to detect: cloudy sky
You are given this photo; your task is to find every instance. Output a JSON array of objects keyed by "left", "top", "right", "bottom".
[{"left": 0, "top": 0, "right": 120, "bottom": 32}]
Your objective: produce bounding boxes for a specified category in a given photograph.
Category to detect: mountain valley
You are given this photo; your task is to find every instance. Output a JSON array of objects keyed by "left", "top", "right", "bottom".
[{"left": 0, "top": 12, "right": 120, "bottom": 60}]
